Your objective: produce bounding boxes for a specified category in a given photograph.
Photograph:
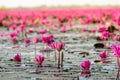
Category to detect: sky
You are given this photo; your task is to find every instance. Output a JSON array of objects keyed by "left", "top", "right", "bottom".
[{"left": 0, "top": 0, "right": 120, "bottom": 8}]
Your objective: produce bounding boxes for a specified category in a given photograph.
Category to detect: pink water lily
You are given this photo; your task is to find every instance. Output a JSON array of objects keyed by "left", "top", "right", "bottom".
[
  {"left": 10, "top": 24, "right": 17, "bottom": 30},
  {"left": 9, "top": 32, "right": 17, "bottom": 38},
  {"left": 111, "top": 44, "right": 120, "bottom": 80},
  {"left": 102, "top": 31, "right": 111, "bottom": 38},
  {"left": 60, "top": 26, "right": 66, "bottom": 33},
  {"left": 48, "top": 41, "right": 56, "bottom": 49},
  {"left": 113, "top": 35, "right": 119, "bottom": 41},
  {"left": 49, "top": 41, "right": 65, "bottom": 68},
  {"left": 25, "top": 38, "right": 31, "bottom": 47},
  {"left": 42, "top": 34, "right": 53, "bottom": 45},
  {"left": 91, "top": 29, "right": 96, "bottom": 33},
  {"left": 82, "top": 28, "right": 88, "bottom": 32},
  {"left": 11, "top": 37, "right": 17, "bottom": 44},
  {"left": 29, "top": 28, "right": 34, "bottom": 33},
  {"left": 32, "top": 37, "right": 39, "bottom": 44},
  {"left": 99, "top": 26, "right": 107, "bottom": 32},
  {"left": 81, "top": 60, "right": 91, "bottom": 70},
  {"left": 53, "top": 42, "right": 65, "bottom": 52},
  {"left": 35, "top": 55, "right": 44, "bottom": 66},
  {"left": 80, "top": 60, "right": 91, "bottom": 77},
  {"left": 111, "top": 44, "right": 120, "bottom": 57},
  {"left": 39, "top": 29, "right": 47, "bottom": 35},
  {"left": 25, "top": 38, "right": 31, "bottom": 44},
  {"left": 13, "top": 54, "right": 21, "bottom": 62},
  {"left": 99, "top": 51, "right": 107, "bottom": 59}
]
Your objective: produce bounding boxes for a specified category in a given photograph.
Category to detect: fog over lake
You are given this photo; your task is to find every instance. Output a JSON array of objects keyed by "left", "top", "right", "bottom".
[{"left": 0, "top": 0, "right": 120, "bottom": 8}]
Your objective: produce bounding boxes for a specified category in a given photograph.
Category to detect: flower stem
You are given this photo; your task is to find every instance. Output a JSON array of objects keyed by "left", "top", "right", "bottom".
[
  {"left": 104, "top": 40, "right": 106, "bottom": 48},
  {"left": 116, "top": 57, "right": 120, "bottom": 80},
  {"left": 36, "top": 65, "right": 40, "bottom": 73},
  {"left": 34, "top": 43, "right": 36, "bottom": 57},
  {"left": 54, "top": 50, "right": 57, "bottom": 65},
  {"left": 61, "top": 52, "right": 64, "bottom": 68},
  {"left": 58, "top": 51, "right": 60, "bottom": 69}
]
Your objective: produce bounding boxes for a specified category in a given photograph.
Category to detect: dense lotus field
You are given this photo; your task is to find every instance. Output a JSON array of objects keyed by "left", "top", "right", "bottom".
[{"left": 0, "top": 8, "right": 120, "bottom": 80}]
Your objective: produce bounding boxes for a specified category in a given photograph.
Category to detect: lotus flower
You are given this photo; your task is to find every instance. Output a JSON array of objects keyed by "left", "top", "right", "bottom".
[
  {"left": 113, "top": 35, "right": 119, "bottom": 41},
  {"left": 80, "top": 60, "right": 91, "bottom": 70},
  {"left": 39, "top": 29, "right": 47, "bottom": 35},
  {"left": 32, "top": 37, "right": 39, "bottom": 44},
  {"left": 102, "top": 31, "right": 111, "bottom": 38},
  {"left": 13, "top": 54, "right": 21, "bottom": 62},
  {"left": 29, "top": 28, "right": 34, "bottom": 33},
  {"left": 111, "top": 44, "right": 120, "bottom": 80},
  {"left": 10, "top": 24, "right": 17, "bottom": 30},
  {"left": 49, "top": 41, "right": 65, "bottom": 68},
  {"left": 9, "top": 32, "right": 17, "bottom": 38},
  {"left": 48, "top": 41, "right": 56, "bottom": 49},
  {"left": 25, "top": 38, "right": 31, "bottom": 47},
  {"left": 91, "top": 29, "right": 96, "bottom": 33},
  {"left": 100, "top": 35, "right": 107, "bottom": 40},
  {"left": 54, "top": 41, "right": 65, "bottom": 52},
  {"left": 80, "top": 60, "right": 91, "bottom": 77},
  {"left": 99, "top": 26, "right": 107, "bottom": 32},
  {"left": 99, "top": 51, "right": 107, "bottom": 59},
  {"left": 20, "top": 24, "right": 26, "bottom": 31},
  {"left": 35, "top": 55, "right": 44, "bottom": 66},
  {"left": 60, "top": 26, "right": 66, "bottom": 33},
  {"left": 25, "top": 38, "right": 31, "bottom": 44},
  {"left": 11, "top": 37, "right": 17, "bottom": 44},
  {"left": 111, "top": 44, "right": 120, "bottom": 58},
  {"left": 42, "top": 34, "right": 53, "bottom": 44},
  {"left": 82, "top": 28, "right": 88, "bottom": 32}
]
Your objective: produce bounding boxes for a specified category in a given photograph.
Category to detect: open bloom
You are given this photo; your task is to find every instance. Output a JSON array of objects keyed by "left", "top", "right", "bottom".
[
  {"left": 10, "top": 24, "right": 17, "bottom": 30},
  {"left": 42, "top": 34, "right": 53, "bottom": 44},
  {"left": 60, "top": 26, "right": 66, "bottom": 33},
  {"left": 52, "top": 41, "right": 65, "bottom": 52},
  {"left": 113, "top": 35, "right": 119, "bottom": 41},
  {"left": 13, "top": 54, "right": 21, "bottom": 62},
  {"left": 102, "top": 31, "right": 111, "bottom": 37},
  {"left": 80, "top": 60, "right": 91, "bottom": 77},
  {"left": 111, "top": 44, "right": 120, "bottom": 57},
  {"left": 80, "top": 60, "right": 91, "bottom": 70},
  {"left": 48, "top": 41, "right": 56, "bottom": 49},
  {"left": 82, "top": 28, "right": 88, "bottom": 32},
  {"left": 99, "top": 26, "right": 107, "bottom": 32},
  {"left": 32, "top": 37, "right": 39, "bottom": 44},
  {"left": 99, "top": 51, "right": 107, "bottom": 59},
  {"left": 9, "top": 32, "right": 17, "bottom": 38},
  {"left": 11, "top": 37, "right": 17, "bottom": 44},
  {"left": 29, "top": 28, "right": 34, "bottom": 33},
  {"left": 39, "top": 29, "right": 47, "bottom": 35},
  {"left": 25, "top": 38, "right": 31, "bottom": 46},
  {"left": 35, "top": 55, "right": 44, "bottom": 66},
  {"left": 91, "top": 29, "right": 96, "bottom": 33}
]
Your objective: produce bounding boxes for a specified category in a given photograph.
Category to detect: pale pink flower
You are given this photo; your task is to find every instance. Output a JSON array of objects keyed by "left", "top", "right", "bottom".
[
  {"left": 113, "top": 35, "right": 119, "bottom": 41},
  {"left": 60, "top": 26, "right": 66, "bottom": 33},
  {"left": 39, "top": 29, "right": 47, "bottom": 35},
  {"left": 32, "top": 37, "right": 39, "bottom": 44}
]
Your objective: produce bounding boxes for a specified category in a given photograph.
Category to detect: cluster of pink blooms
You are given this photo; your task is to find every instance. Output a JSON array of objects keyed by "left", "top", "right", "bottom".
[{"left": 1, "top": 8, "right": 120, "bottom": 78}]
